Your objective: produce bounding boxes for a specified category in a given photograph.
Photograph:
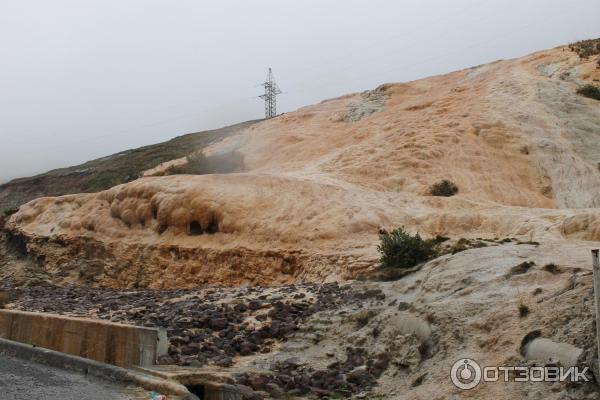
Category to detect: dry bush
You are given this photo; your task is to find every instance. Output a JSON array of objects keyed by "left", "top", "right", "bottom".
[
  {"left": 429, "top": 180, "right": 458, "bottom": 197},
  {"left": 569, "top": 38, "right": 600, "bottom": 58},
  {"left": 378, "top": 228, "right": 436, "bottom": 269}
]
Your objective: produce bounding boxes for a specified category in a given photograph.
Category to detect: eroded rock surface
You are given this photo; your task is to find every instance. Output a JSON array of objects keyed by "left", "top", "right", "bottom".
[
  {"left": 3, "top": 241, "right": 599, "bottom": 399},
  {"left": 4, "top": 45, "right": 600, "bottom": 287}
]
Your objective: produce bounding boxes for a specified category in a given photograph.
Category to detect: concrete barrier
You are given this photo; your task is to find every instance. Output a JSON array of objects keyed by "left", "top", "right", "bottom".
[{"left": 0, "top": 309, "right": 167, "bottom": 367}]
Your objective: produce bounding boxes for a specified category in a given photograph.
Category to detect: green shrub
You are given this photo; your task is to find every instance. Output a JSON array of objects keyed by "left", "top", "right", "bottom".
[
  {"left": 377, "top": 228, "right": 436, "bottom": 269},
  {"left": 577, "top": 84, "right": 600, "bottom": 101},
  {"left": 429, "top": 180, "right": 459, "bottom": 197}
]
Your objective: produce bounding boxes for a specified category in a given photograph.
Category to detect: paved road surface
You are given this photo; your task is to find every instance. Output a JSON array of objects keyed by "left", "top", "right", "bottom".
[{"left": 0, "top": 354, "right": 147, "bottom": 400}]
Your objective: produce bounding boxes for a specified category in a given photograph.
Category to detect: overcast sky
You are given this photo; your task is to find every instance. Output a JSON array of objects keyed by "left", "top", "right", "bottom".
[{"left": 1, "top": 0, "right": 599, "bottom": 183}]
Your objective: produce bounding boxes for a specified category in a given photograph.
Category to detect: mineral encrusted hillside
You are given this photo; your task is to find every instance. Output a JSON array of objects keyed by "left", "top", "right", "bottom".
[{"left": 5, "top": 45, "right": 600, "bottom": 287}]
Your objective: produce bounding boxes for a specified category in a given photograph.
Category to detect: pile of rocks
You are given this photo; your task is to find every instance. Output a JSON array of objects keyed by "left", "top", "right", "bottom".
[
  {"left": 236, "top": 347, "right": 389, "bottom": 398},
  {"left": 1, "top": 281, "right": 396, "bottom": 397},
  {"left": 1, "top": 281, "right": 363, "bottom": 367}
]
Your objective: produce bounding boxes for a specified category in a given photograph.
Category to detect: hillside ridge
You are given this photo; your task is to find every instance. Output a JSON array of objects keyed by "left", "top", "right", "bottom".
[{"left": 0, "top": 120, "right": 259, "bottom": 214}]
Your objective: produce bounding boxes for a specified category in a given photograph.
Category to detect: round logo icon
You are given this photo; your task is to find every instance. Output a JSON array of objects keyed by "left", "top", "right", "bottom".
[{"left": 451, "top": 358, "right": 482, "bottom": 390}]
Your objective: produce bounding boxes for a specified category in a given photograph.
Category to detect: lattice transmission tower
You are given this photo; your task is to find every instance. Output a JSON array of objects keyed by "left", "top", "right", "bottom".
[{"left": 258, "top": 68, "right": 282, "bottom": 119}]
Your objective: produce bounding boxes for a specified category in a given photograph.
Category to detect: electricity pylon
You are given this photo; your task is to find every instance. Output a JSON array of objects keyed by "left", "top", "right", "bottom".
[{"left": 259, "top": 68, "right": 282, "bottom": 119}]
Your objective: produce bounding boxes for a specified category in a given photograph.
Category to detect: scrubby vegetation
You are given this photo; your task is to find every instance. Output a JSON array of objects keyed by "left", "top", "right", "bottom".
[
  {"left": 377, "top": 232, "right": 542, "bottom": 272},
  {"left": 377, "top": 228, "right": 437, "bottom": 269},
  {"left": 429, "top": 180, "right": 458, "bottom": 197},
  {"left": 569, "top": 38, "right": 600, "bottom": 58},
  {"left": 577, "top": 84, "right": 600, "bottom": 101}
]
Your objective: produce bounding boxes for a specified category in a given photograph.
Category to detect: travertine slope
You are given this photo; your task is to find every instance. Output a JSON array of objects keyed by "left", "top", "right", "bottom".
[{"left": 5, "top": 45, "right": 600, "bottom": 287}]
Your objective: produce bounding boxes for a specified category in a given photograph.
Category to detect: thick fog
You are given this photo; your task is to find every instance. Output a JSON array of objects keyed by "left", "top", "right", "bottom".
[{"left": 1, "top": 0, "right": 599, "bottom": 182}]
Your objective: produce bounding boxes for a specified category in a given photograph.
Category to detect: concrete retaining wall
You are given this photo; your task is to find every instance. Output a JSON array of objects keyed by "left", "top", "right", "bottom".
[{"left": 0, "top": 309, "right": 167, "bottom": 367}]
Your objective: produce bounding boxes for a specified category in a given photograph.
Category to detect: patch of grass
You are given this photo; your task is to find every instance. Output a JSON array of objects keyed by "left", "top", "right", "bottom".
[
  {"left": 429, "top": 180, "right": 458, "bottom": 197},
  {"left": 377, "top": 228, "right": 436, "bottom": 269},
  {"left": 577, "top": 84, "right": 600, "bottom": 101}
]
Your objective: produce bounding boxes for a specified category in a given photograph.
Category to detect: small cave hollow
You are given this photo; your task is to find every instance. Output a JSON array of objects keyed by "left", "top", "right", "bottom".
[
  {"left": 205, "top": 214, "right": 219, "bottom": 234},
  {"left": 186, "top": 384, "right": 205, "bottom": 399},
  {"left": 189, "top": 220, "right": 203, "bottom": 235}
]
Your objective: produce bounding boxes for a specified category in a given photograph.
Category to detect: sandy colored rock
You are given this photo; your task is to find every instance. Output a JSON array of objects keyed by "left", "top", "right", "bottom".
[{"left": 5, "top": 45, "right": 600, "bottom": 287}]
